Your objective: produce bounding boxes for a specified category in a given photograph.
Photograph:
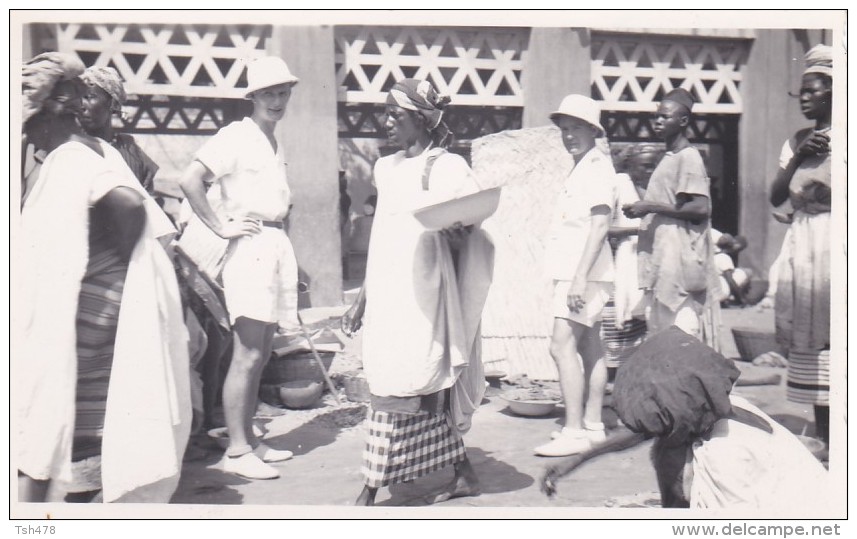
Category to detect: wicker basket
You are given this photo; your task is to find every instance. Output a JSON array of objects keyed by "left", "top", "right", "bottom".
[
  {"left": 263, "top": 352, "right": 335, "bottom": 384},
  {"left": 731, "top": 328, "right": 786, "bottom": 362}
]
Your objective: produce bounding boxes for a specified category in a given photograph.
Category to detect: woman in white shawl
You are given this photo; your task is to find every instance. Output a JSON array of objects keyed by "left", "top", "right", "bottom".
[
  {"left": 341, "top": 79, "right": 493, "bottom": 506},
  {"left": 17, "top": 52, "right": 190, "bottom": 503}
]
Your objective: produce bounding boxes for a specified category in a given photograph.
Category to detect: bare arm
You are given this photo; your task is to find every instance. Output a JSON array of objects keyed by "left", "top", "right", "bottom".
[
  {"left": 341, "top": 284, "right": 366, "bottom": 337},
  {"left": 771, "top": 131, "right": 830, "bottom": 207},
  {"left": 100, "top": 186, "right": 147, "bottom": 262},
  {"left": 624, "top": 193, "right": 710, "bottom": 224},
  {"left": 541, "top": 430, "right": 649, "bottom": 497},
  {"left": 178, "top": 160, "right": 260, "bottom": 239},
  {"left": 567, "top": 206, "right": 611, "bottom": 312},
  {"left": 608, "top": 225, "right": 639, "bottom": 239}
]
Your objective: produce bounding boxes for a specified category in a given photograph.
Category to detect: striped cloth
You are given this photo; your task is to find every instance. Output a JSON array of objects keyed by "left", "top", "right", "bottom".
[
  {"left": 786, "top": 349, "right": 830, "bottom": 405},
  {"left": 361, "top": 408, "right": 465, "bottom": 488},
  {"left": 600, "top": 298, "right": 647, "bottom": 369},
  {"left": 72, "top": 241, "right": 127, "bottom": 465}
]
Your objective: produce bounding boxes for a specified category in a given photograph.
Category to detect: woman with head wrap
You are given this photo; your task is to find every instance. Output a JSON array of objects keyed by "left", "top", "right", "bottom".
[
  {"left": 599, "top": 143, "right": 664, "bottom": 371},
  {"left": 541, "top": 328, "right": 829, "bottom": 510},
  {"left": 80, "top": 66, "right": 227, "bottom": 452},
  {"left": 78, "top": 66, "right": 159, "bottom": 195},
  {"left": 341, "top": 79, "right": 494, "bottom": 505},
  {"left": 769, "top": 44, "right": 833, "bottom": 445},
  {"left": 18, "top": 52, "right": 190, "bottom": 502}
]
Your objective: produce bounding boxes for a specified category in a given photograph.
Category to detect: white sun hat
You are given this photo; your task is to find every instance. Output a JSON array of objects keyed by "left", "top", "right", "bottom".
[
  {"left": 245, "top": 56, "right": 299, "bottom": 97},
  {"left": 549, "top": 94, "right": 605, "bottom": 137}
]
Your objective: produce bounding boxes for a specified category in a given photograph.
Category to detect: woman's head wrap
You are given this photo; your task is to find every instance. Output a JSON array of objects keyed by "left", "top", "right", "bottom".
[
  {"left": 803, "top": 44, "right": 833, "bottom": 78},
  {"left": 386, "top": 79, "right": 454, "bottom": 148},
  {"left": 81, "top": 66, "right": 127, "bottom": 113},
  {"left": 613, "top": 327, "right": 740, "bottom": 447},
  {"left": 22, "top": 52, "right": 86, "bottom": 124},
  {"left": 627, "top": 143, "right": 664, "bottom": 159},
  {"left": 617, "top": 143, "right": 664, "bottom": 172},
  {"left": 386, "top": 79, "right": 450, "bottom": 128}
]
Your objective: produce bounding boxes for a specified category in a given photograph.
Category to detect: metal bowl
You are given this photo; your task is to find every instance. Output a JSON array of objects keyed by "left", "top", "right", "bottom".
[{"left": 499, "top": 395, "right": 560, "bottom": 417}]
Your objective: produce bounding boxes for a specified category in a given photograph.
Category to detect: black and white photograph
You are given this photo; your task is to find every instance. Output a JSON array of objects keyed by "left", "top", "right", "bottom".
[{"left": 7, "top": 7, "right": 848, "bottom": 528}]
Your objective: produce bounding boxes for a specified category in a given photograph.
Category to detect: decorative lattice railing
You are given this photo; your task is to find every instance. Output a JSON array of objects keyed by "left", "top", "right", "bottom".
[
  {"left": 334, "top": 26, "right": 528, "bottom": 108},
  {"left": 591, "top": 33, "right": 749, "bottom": 114},
  {"left": 57, "top": 23, "right": 270, "bottom": 98}
]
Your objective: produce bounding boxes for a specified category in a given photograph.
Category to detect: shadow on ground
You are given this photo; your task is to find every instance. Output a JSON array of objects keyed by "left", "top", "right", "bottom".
[
  {"left": 376, "top": 446, "right": 534, "bottom": 507},
  {"left": 263, "top": 404, "right": 367, "bottom": 457}
]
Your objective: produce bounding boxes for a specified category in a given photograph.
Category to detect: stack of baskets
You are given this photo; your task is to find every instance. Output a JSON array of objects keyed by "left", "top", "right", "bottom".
[{"left": 731, "top": 327, "right": 786, "bottom": 362}]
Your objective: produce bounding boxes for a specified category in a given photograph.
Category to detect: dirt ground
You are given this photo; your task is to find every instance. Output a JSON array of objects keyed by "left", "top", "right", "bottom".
[
  {"left": 34, "top": 303, "right": 832, "bottom": 515},
  {"left": 146, "top": 303, "right": 831, "bottom": 513}
]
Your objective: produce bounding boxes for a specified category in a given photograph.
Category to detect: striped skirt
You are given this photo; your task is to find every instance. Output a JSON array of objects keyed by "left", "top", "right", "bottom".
[
  {"left": 361, "top": 408, "right": 465, "bottom": 488},
  {"left": 72, "top": 249, "right": 128, "bottom": 465},
  {"left": 787, "top": 349, "right": 830, "bottom": 405},
  {"left": 600, "top": 299, "right": 647, "bottom": 369}
]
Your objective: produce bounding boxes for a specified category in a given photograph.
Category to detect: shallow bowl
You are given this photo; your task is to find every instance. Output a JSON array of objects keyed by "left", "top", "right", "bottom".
[
  {"left": 413, "top": 187, "right": 502, "bottom": 231},
  {"left": 499, "top": 395, "right": 560, "bottom": 417}
]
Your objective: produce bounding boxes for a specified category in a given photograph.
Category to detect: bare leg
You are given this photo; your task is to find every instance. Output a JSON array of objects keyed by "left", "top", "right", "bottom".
[
  {"left": 223, "top": 317, "right": 275, "bottom": 454},
  {"left": 424, "top": 456, "right": 481, "bottom": 504},
  {"left": 18, "top": 473, "right": 49, "bottom": 503},
  {"left": 356, "top": 485, "right": 378, "bottom": 506},
  {"left": 578, "top": 322, "right": 607, "bottom": 427},
  {"left": 549, "top": 318, "right": 587, "bottom": 430},
  {"left": 244, "top": 324, "right": 275, "bottom": 445}
]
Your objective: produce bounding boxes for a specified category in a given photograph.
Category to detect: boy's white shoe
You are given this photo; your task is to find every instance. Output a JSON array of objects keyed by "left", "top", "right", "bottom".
[
  {"left": 535, "top": 429, "right": 592, "bottom": 457},
  {"left": 222, "top": 452, "right": 280, "bottom": 480}
]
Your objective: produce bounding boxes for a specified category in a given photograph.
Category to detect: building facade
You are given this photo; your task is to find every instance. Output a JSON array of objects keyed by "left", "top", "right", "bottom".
[{"left": 23, "top": 20, "right": 834, "bottom": 307}]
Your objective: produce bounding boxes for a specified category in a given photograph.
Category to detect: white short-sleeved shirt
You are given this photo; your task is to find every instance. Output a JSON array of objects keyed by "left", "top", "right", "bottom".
[
  {"left": 545, "top": 148, "right": 616, "bottom": 282},
  {"left": 195, "top": 117, "right": 291, "bottom": 221}
]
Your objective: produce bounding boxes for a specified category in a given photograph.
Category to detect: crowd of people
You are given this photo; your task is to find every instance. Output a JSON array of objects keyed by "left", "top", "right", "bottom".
[{"left": 17, "top": 42, "right": 833, "bottom": 508}]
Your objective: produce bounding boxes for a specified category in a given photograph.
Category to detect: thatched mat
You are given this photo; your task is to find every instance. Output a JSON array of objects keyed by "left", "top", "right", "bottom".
[{"left": 472, "top": 126, "right": 573, "bottom": 380}]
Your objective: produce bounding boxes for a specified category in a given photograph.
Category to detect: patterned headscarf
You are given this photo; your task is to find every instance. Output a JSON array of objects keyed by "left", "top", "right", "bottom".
[
  {"left": 81, "top": 66, "right": 127, "bottom": 113},
  {"left": 803, "top": 44, "right": 833, "bottom": 78},
  {"left": 22, "top": 52, "right": 86, "bottom": 124},
  {"left": 386, "top": 78, "right": 453, "bottom": 147}
]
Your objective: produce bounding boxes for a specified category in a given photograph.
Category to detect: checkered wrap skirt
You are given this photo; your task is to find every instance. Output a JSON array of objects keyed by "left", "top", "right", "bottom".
[{"left": 361, "top": 408, "right": 465, "bottom": 488}]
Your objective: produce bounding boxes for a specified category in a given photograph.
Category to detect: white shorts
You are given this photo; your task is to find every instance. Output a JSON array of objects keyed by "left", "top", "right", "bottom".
[
  {"left": 552, "top": 280, "right": 613, "bottom": 327},
  {"left": 221, "top": 227, "right": 299, "bottom": 329}
]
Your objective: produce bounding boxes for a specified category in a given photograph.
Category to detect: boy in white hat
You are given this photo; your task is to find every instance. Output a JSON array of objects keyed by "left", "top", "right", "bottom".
[
  {"left": 623, "top": 88, "right": 719, "bottom": 346},
  {"left": 179, "top": 56, "right": 300, "bottom": 480},
  {"left": 536, "top": 94, "right": 616, "bottom": 457}
]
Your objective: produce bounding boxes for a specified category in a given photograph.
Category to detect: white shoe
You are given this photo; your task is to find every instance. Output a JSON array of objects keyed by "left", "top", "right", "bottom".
[
  {"left": 254, "top": 442, "right": 294, "bottom": 463},
  {"left": 550, "top": 426, "right": 607, "bottom": 443},
  {"left": 586, "top": 428, "right": 606, "bottom": 444},
  {"left": 222, "top": 452, "right": 280, "bottom": 480},
  {"left": 535, "top": 429, "right": 592, "bottom": 457}
]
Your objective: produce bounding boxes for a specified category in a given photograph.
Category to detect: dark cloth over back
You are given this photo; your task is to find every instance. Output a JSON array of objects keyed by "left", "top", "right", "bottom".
[{"left": 613, "top": 326, "right": 739, "bottom": 447}]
